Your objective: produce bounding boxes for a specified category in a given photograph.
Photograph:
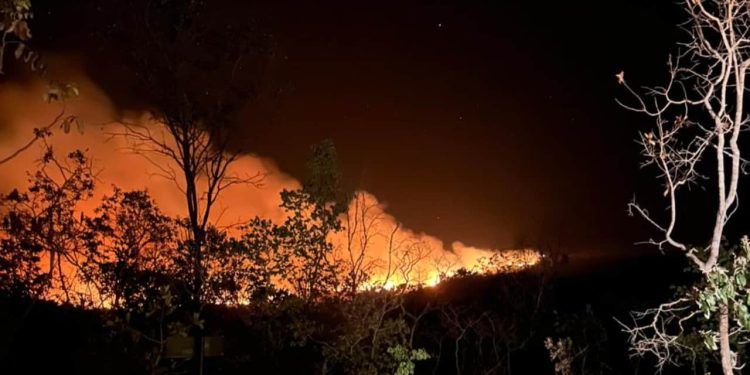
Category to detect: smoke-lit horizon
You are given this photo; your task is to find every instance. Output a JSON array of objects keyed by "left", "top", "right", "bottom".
[{"left": 0, "top": 58, "right": 542, "bottom": 293}]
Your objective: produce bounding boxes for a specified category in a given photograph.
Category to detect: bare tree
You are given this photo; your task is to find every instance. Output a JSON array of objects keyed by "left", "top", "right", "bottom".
[
  {"left": 115, "top": 96, "right": 261, "bottom": 372},
  {"left": 340, "top": 191, "right": 382, "bottom": 295},
  {"left": 618, "top": 1, "right": 750, "bottom": 373},
  {"left": 101, "top": 0, "right": 269, "bottom": 370}
]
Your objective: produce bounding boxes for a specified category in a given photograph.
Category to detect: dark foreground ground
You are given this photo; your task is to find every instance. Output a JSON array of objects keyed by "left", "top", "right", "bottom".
[{"left": 0, "top": 253, "right": 707, "bottom": 374}]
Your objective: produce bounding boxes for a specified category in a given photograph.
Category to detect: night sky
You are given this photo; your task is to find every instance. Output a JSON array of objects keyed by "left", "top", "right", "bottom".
[{"left": 23, "top": 0, "right": 699, "bottom": 255}]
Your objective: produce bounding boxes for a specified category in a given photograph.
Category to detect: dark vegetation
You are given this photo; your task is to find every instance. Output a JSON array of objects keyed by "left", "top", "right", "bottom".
[{"left": 0, "top": 249, "right": 698, "bottom": 374}]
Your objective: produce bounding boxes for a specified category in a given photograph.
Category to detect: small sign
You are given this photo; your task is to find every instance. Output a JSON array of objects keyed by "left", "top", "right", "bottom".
[{"left": 164, "top": 336, "right": 224, "bottom": 359}]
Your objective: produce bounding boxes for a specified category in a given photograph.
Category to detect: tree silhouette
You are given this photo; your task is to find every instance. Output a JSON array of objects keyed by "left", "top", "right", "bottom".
[
  {"left": 618, "top": 1, "right": 750, "bottom": 372},
  {"left": 0, "top": 145, "right": 94, "bottom": 304},
  {"left": 83, "top": 188, "right": 177, "bottom": 310},
  {"left": 243, "top": 140, "right": 346, "bottom": 301},
  {"left": 101, "top": 0, "right": 269, "bottom": 369}
]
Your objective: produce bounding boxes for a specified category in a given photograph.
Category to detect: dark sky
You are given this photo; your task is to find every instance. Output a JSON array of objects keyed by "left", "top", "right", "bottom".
[
  {"left": 30, "top": 0, "right": 690, "bottom": 253},
  {"left": 235, "top": 0, "right": 681, "bottom": 252}
]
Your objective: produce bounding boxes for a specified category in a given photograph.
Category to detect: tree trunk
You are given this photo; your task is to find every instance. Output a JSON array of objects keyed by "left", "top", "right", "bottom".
[
  {"left": 719, "top": 306, "right": 734, "bottom": 375},
  {"left": 180, "top": 140, "right": 204, "bottom": 375}
]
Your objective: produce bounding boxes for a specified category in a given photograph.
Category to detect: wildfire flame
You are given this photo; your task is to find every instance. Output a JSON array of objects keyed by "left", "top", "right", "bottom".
[{"left": 0, "top": 59, "right": 542, "bottom": 303}]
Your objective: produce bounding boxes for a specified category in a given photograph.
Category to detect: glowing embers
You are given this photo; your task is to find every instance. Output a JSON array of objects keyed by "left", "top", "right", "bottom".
[{"left": 357, "top": 247, "right": 543, "bottom": 292}]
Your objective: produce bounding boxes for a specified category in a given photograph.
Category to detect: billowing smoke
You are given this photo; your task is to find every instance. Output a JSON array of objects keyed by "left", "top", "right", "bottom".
[
  {"left": 0, "top": 57, "right": 298, "bottom": 224},
  {"left": 0, "top": 58, "right": 539, "bottom": 289}
]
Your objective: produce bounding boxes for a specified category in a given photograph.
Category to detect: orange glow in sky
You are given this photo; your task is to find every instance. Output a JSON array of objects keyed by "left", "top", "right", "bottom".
[{"left": 0, "top": 58, "right": 541, "bottom": 304}]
